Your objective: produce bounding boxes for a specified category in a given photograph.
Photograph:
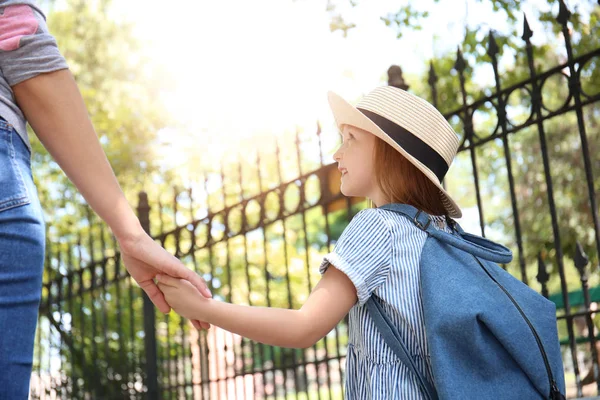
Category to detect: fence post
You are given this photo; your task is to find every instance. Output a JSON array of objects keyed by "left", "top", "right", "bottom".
[{"left": 137, "top": 191, "right": 159, "bottom": 400}]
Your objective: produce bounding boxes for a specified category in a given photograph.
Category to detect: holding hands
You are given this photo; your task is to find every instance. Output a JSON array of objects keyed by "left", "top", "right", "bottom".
[
  {"left": 116, "top": 227, "right": 212, "bottom": 330},
  {"left": 156, "top": 273, "right": 210, "bottom": 323}
]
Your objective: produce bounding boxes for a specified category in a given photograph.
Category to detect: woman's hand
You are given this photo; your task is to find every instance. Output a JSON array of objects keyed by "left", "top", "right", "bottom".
[
  {"left": 118, "top": 228, "right": 212, "bottom": 329},
  {"left": 156, "top": 274, "right": 210, "bottom": 322}
]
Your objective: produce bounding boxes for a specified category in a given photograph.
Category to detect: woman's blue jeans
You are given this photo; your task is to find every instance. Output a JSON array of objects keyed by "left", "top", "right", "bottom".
[{"left": 0, "top": 119, "right": 45, "bottom": 399}]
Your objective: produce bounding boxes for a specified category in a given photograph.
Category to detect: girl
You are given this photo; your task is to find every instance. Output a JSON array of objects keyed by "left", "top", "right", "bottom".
[{"left": 157, "top": 86, "right": 462, "bottom": 399}]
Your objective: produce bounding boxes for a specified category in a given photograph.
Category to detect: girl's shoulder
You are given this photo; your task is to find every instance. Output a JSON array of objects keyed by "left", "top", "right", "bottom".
[
  {"left": 341, "top": 208, "right": 418, "bottom": 243},
  {"left": 337, "top": 208, "right": 392, "bottom": 247},
  {"left": 365, "top": 207, "right": 418, "bottom": 229},
  {"left": 344, "top": 207, "right": 447, "bottom": 240},
  {"left": 346, "top": 208, "right": 391, "bottom": 232},
  {"left": 346, "top": 207, "right": 421, "bottom": 233},
  {"left": 373, "top": 207, "right": 450, "bottom": 232}
]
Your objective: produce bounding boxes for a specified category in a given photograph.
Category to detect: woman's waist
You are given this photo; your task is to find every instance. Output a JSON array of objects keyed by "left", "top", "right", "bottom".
[
  {"left": 0, "top": 102, "right": 31, "bottom": 154},
  {"left": 0, "top": 119, "right": 32, "bottom": 168}
]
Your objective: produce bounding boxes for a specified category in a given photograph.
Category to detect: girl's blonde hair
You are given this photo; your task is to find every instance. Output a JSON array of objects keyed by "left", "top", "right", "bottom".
[{"left": 373, "top": 137, "right": 448, "bottom": 216}]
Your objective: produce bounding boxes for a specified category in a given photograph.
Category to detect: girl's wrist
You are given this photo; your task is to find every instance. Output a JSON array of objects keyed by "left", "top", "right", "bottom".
[{"left": 198, "top": 298, "right": 217, "bottom": 324}]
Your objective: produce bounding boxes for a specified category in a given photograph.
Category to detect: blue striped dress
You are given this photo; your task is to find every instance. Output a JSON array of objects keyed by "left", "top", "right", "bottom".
[{"left": 319, "top": 208, "right": 451, "bottom": 400}]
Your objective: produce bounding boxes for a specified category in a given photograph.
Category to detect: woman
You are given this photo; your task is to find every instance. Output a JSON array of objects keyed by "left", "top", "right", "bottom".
[{"left": 0, "top": 2, "right": 211, "bottom": 398}]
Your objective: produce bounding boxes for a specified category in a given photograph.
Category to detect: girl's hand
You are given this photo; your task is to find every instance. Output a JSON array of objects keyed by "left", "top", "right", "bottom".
[
  {"left": 156, "top": 274, "right": 210, "bottom": 322},
  {"left": 118, "top": 229, "right": 212, "bottom": 329}
]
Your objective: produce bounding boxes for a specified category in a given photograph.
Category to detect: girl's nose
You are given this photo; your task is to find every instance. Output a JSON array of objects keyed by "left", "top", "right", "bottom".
[{"left": 333, "top": 145, "right": 343, "bottom": 162}]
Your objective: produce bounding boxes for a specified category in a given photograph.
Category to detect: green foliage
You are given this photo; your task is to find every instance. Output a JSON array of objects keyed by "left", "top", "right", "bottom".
[
  {"left": 34, "top": 9, "right": 355, "bottom": 387},
  {"left": 34, "top": 0, "right": 171, "bottom": 241},
  {"left": 34, "top": 0, "right": 600, "bottom": 397},
  {"left": 380, "top": 5, "right": 431, "bottom": 38}
]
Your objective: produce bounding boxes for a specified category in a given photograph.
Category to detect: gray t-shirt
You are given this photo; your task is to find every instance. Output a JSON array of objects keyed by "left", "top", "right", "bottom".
[{"left": 0, "top": 0, "right": 69, "bottom": 150}]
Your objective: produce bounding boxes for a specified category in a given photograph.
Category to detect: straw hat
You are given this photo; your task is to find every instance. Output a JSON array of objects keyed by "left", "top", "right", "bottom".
[{"left": 328, "top": 86, "right": 462, "bottom": 218}]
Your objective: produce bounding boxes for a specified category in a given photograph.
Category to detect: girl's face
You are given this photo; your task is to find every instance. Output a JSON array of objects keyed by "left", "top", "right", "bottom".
[{"left": 333, "top": 125, "right": 386, "bottom": 206}]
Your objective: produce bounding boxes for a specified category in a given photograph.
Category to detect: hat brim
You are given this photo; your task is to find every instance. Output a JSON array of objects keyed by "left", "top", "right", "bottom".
[{"left": 328, "top": 91, "right": 462, "bottom": 218}]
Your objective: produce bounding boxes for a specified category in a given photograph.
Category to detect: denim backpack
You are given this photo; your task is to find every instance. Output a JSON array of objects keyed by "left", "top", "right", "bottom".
[{"left": 366, "top": 203, "right": 566, "bottom": 400}]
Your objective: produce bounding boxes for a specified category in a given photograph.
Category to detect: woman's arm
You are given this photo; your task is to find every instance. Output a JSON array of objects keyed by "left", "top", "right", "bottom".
[
  {"left": 13, "top": 69, "right": 140, "bottom": 239},
  {"left": 13, "top": 69, "right": 212, "bottom": 327},
  {"left": 157, "top": 265, "right": 358, "bottom": 348}
]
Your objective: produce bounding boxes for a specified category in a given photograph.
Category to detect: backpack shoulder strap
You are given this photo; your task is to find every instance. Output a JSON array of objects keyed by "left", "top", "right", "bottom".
[
  {"left": 366, "top": 296, "right": 439, "bottom": 400},
  {"left": 379, "top": 203, "right": 512, "bottom": 264}
]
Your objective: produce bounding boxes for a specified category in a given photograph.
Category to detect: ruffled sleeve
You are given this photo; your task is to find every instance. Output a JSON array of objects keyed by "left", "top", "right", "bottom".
[{"left": 320, "top": 209, "right": 392, "bottom": 305}]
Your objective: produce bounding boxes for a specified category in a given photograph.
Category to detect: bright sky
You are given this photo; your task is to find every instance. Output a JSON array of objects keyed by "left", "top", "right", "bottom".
[
  {"left": 48, "top": 0, "right": 589, "bottom": 169},
  {"left": 100, "top": 0, "right": 568, "bottom": 166}
]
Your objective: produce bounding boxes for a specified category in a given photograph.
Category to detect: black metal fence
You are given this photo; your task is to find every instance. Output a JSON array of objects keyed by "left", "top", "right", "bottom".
[
  {"left": 31, "top": 2, "right": 600, "bottom": 399},
  {"left": 31, "top": 126, "right": 358, "bottom": 400}
]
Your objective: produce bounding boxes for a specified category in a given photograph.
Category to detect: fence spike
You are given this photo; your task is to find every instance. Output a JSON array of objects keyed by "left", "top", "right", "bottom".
[
  {"left": 487, "top": 31, "right": 499, "bottom": 59},
  {"left": 137, "top": 191, "right": 150, "bottom": 235},
  {"left": 454, "top": 47, "right": 466, "bottom": 73},
  {"left": 537, "top": 253, "right": 549, "bottom": 284},
  {"left": 537, "top": 253, "right": 550, "bottom": 298},
  {"left": 522, "top": 14, "right": 533, "bottom": 41},
  {"left": 427, "top": 61, "right": 439, "bottom": 108},
  {"left": 387, "top": 65, "right": 410, "bottom": 90},
  {"left": 428, "top": 61, "right": 438, "bottom": 86},
  {"left": 557, "top": 0, "right": 571, "bottom": 26},
  {"left": 574, "top": 242, "right": 589, "bottom": 276}
]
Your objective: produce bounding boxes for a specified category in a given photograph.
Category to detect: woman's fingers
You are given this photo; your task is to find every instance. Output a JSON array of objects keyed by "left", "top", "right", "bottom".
[
  {"left": 155, "top": 274, "right": 180, "bottom": 287},
  {"left": 139, "top": 278, "right": 171, "bottom": 314}
]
